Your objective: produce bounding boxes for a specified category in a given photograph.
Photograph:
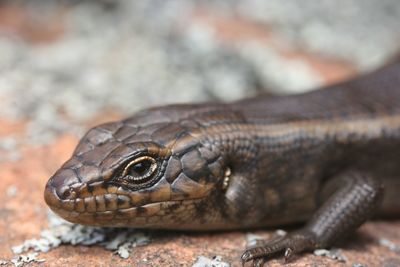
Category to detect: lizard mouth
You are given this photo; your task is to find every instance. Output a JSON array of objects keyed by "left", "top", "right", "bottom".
[
  {"left": 44, "top": 181, "right": 205, "bottom": 227},
  {"left": 48, "top": 198, "right": 187, "bottom": 227}
]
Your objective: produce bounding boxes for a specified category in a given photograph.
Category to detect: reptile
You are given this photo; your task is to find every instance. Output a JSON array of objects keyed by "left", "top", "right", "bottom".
[{"left": 44, "top": 57, "right": 400, "bottom": 266}]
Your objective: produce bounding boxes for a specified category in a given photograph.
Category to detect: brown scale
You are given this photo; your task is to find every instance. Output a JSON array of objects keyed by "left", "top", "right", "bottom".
[{"left": 45, "top": 57, "right": 400, "bottom": 265}]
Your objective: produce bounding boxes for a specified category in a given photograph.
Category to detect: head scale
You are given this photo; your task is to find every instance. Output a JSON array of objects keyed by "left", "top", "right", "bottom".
[{"left": 44, "top": 109, "right": 233, "bottom": 229}]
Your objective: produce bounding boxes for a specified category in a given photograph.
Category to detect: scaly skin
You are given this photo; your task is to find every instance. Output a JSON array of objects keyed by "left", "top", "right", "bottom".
[{"left": 45, "top": 58, "right": 400, "bottom": 265}]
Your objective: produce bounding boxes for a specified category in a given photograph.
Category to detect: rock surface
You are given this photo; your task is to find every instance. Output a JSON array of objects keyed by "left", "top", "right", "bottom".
[{"left": 0, "top": 1, "right": 400, "bottom": 266}]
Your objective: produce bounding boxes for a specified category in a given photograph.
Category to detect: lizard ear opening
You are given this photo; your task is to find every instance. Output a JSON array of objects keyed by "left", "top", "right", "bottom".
[{"left": 221, "top": 167, "right": 231, "bottom": 191}]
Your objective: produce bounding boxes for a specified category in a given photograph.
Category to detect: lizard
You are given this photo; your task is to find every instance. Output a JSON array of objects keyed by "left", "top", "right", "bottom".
[{"left": 44, "top": 56, "right": 400, "bottom": 266}]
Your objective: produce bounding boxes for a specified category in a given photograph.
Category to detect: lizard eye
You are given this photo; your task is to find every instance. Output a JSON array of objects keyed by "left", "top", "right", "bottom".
[{"left": 122, "top": 156, "right": 158, "bottom": 184}]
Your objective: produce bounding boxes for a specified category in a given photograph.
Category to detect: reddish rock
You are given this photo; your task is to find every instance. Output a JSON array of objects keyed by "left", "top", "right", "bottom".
[
  {"left": 0, "top": 5, "right": 399, "bottom": 267},
  {"left": 0, "top": 4, "right": 66, "bottom": 44},
  {"left": 0, "top": 120, "right": 399, "bottom": 266}
]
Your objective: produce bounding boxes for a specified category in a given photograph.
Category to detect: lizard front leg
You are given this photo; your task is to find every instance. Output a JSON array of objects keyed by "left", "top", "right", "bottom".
[{"left": 241, "top": 170, "right": 384, "bottom": 266}]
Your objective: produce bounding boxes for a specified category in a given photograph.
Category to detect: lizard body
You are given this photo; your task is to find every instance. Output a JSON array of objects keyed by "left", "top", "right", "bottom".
[{"left": 44, "top": 58, "right": 400, "bottom": 265}]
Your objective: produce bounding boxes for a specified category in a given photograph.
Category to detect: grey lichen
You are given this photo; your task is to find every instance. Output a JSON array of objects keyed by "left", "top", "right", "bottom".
[
  {"left": 379, "top": 238, "right": 400, "bottom": 254},
  {"left": 314, "top": 248, "right": 348, "bottom": 262},
  {"left": 0, "top": 138, "right": 20, "bottom": 163},
  {"left": 245, "top": 233, "right": 265, "bottom": 247},
  {"left": 0, "top": 1, "right": 327, "bottom": 147},
  {"left": 245, "top": 229, "right": 287, "bottom": 247},
  {"left": 0, "top": 1, "right": 398, "bottom": 148},
  {"left": 6, "top": 186, "right": 18, "bottom": 198},
  {"left": 192, "top": 255, "right": 230, "bottom": 267},
  {"left": 11, "top": 211, "right": 150, "bottom": 260},
  {"left": 10, "top": 253, "right": 45, "bottom": 267}
]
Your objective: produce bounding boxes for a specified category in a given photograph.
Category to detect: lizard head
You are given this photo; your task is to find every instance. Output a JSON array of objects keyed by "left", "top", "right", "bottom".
[{"left": 44, "top": 107, "right": 234, "bottom": 229}]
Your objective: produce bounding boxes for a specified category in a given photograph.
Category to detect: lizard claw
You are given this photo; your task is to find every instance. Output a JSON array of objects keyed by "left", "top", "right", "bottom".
[
  {"left": 284, "top": 247, "right": 293, "bottom": 262},
  {"left": 241, "top": 253, "right": 265, "bottom": 267},
  {"left": 241, "top": 250, "right": 252, "bottom": 265},
  {"left": 241, "top": 230, "right": 317, "bottom": 266}
]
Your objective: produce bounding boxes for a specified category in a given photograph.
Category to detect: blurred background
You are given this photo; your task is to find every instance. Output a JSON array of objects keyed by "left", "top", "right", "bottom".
[
  {"left": 1, "top": 1, "right": 400, "bottom": 266},
  {"left": 1, "top": 0, "right": 400, "bottom": 149}
]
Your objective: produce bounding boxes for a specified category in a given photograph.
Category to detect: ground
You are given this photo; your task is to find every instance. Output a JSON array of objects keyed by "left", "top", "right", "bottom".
[{"left": 0, "top": 1, "right": 400, "bottom": 267}]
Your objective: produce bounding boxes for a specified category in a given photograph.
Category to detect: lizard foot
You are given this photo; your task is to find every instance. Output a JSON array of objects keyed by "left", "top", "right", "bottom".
[{"left": 241, "top": 230, "right": 317, "bottom": 266}]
